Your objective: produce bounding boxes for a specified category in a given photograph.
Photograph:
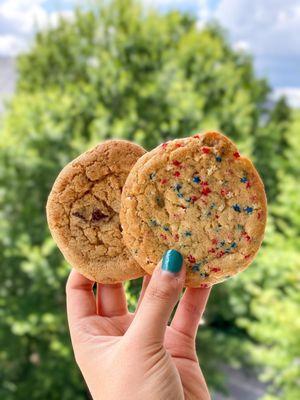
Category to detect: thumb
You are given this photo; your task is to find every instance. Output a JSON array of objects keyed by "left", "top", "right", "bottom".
[{"left": 128, "top": 250, "right": 185, "bottom": 344}]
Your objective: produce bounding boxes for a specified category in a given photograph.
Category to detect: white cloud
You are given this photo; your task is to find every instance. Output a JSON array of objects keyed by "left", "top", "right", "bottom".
[
  {"left": 197, "top": 0, "right": 211, "bottom": 21},
  {"left": 142, "top": 0, "right": 203, "bottom": 12},
  {"left": 0, "top": 34, "right": 28, "bottom": 56},
  {"left": 48, "top": 10, "right": 74, "bottom": 27},
  {"left": 273, "top": 87, "right": 300, "bottom": 109},
  {"left": 197, "top": 0, "right": 300, "bottom": 106},
  {"left": 142, "top": 0, "right": 187, "bottom": 8},
  {"left": 233, "top": 40, "right": 250, "bottom": 52},
  {"left": 0, "top": 0, "right": 73, "bottom": 57},
  {"left": 212, "top": 0, "right": 300, "bottom": 57},
  {"left": 0, "top": 0, "right": 48, "bottom": 35}
]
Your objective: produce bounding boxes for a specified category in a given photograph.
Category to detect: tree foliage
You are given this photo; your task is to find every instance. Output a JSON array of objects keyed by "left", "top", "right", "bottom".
[{"left": 0, "top": 1, "right": 299, "bottom": 398}]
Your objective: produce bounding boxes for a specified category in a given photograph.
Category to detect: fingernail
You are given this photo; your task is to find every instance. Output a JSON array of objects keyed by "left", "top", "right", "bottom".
[{"left": 161, "top": 250, "right": 183, "bottom": 274}]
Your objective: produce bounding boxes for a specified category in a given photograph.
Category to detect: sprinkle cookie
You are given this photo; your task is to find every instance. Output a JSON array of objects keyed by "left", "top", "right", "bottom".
[
  {"left": 120, "top": 131, "right": 267, "bottom": 287},
  {"left": 46, "top": 140, "right": 146, "bottom": 283}
]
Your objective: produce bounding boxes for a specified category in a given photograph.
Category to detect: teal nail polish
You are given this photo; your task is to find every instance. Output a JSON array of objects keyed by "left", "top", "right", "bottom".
[{"left": 161, "top": 250, "right": 183, "bottom": 273}]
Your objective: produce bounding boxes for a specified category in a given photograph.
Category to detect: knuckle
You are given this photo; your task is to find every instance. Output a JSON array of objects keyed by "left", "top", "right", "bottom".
[
  {"left": 146, "top": 284, "right": 171, "bottom": 303},
  {"left": 180, "top": 300, "right": 201, "bottom": 316}
]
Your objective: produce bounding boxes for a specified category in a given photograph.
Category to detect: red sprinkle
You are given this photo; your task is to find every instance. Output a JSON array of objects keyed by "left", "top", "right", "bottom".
[
  {"left": 227, "top": 233, "right": 234, "bottom": 241},
  {"left": 172, "top": 160, "right": 182, "bottom": 167},
  {"left": 212, "top": 238, "right": 218, "bottom": 245},
  {"left": 201, "top": 181, "right": 209, "bottom": 186},
  {"left": 193, "top": 134, "right": 201, "bottom": 139},
  {"left": 201, "top": 187, "right": 211, "bottom": 196},
  {"left": 215, "top": 214, "right": 219, "bottom": 219},
  {"left": 208, "top": 248, "right": 216, "bottom": 254},
  {"left": 175, "top": 143, "right": 183, "bottom": 148},
  {"left": 174, "top": 171, "right": 181, "bottom": 177},
  {"left": 220, "top": 188, "right": 227, "bottom": 197},
  {"left": 216, "top": 251, "right": 225, "bottom": 258},
  {"left": 188, "top": 255, "right": 196, "bottom": 264},
  {"left": 200, "top": 283, "right": 209, "bottom": 288},
  {"left": 174, "top": 234, "right": 179, "bottom": 242},
  {"left": 233, "top": 151, "right": 240, "bottom": 158},
  {"left": 244, "top": 254, "right": 251, "bottom": 259},
  {"left": 162, "top": 143, "right": 168, "bottom": 149},
  {"left": 246, "top": 181, "right": 251, "bottom": 189},
  {"left": 160, "top": 178, "right": 168, "bottom": 185},
  {"left": 242, "top": 232, "right": 251, "bottom": 241},
  {"left": 211, "top": 267, "right": 221, "bottom": 272},
  {"left": 257, "top": 211, "right": 262, "bottom": 220},
  {"left": 191, "top": 195, "right": 199, "bottom": 203},
  {"left": 202, "top": 146, "right": 211, "bottom": 154},
  {"left": 160, "top": 234, "right": 167, "bottom": 240}
]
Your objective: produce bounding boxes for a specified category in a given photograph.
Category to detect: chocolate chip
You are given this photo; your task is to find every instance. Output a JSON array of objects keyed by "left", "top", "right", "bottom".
[
  {"left": 200, "top": 272, "right": 210, "bottom": 278},
  {"left": 156, "top": 197, "right": 165, "bottom": 207},
  {"left": 92, "top": 209, "right": 107, "bottom": 221},
  {"left": 72, "top": 211, "right": 85, "bottom": 220}
]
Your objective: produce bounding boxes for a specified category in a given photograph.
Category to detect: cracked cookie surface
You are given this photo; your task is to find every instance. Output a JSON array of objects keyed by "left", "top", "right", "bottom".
[
  {"left": 120, "top": 131, "right": 267, "bottom": 287},
  {"left": 46, "top": 140, "right": 146, "bottom": 283}
]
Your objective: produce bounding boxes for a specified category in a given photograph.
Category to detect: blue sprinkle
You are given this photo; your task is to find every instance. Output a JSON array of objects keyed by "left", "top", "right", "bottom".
[
  {"left": 149, "top": 219, "right": 158, "bottom": 227},
  {"left": 192, "top": 264, "right": 200, "bottom": 272},
  {"left": 163, "top": 225, "right": 169, "bottom": 231},
  {"left": 210, "top": 202, "right": 216, "bottom": 209},
  {"left": 244, "top": 206, "right": 253, "bottom": 214},
  {"left": 185, "top": 231, "right": 192, "bottom": 237},
  {"left": 237, "top": 224, "right": 244, "bottom": 230},
  {"left": 231, "top": 242, "right": 237, "bottom": 248},
  {"left": 220, "top": 240, "right": 225, "bottom": 246},
  {"left": 185, "top": 197, "right": 191, "bottom": 203},
  {"left": 177, "top": 193, "right": 184, "bottom": 198},
  {"left": 240, "top": 176, "right": 248, "bottom": 183},
  {"left": 174, "top": 183, "right": 182, "bottom": 191},
  {"left": 193, "top": 176, "right": 200, "bottom": 183},
  {"left": 216, "top": 156, "right": 222, "bottom": 162},
  {"left": 232, "top": 204, "right": 241, "bottom": 213}
]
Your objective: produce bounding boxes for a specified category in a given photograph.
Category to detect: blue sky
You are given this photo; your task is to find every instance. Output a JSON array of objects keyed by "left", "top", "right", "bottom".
[{"left": 0, "top": 0, "right": 299, "bottom": 106}]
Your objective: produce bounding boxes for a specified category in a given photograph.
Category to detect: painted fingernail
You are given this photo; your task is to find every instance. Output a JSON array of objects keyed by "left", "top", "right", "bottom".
[{"left": 161, "top": 250, "right": 183, "bottom": 273}]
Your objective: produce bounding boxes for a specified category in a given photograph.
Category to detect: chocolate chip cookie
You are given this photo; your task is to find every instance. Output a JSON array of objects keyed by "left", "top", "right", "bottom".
[{"left": 47, "top": 140, "right": 146, "bottom": 283}]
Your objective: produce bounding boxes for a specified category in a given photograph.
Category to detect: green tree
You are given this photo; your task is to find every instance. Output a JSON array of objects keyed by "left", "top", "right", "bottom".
[
  {"left": 238, "top": 111, "right": 300, "bottom": 399},
  {"left": 0, "top": 1, "right": 298, "bottom": 398}
]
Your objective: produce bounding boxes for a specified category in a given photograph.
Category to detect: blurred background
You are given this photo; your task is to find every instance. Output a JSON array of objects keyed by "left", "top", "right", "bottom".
[{"left": 0, "top": 1, "right": 299, "bottom": 399}]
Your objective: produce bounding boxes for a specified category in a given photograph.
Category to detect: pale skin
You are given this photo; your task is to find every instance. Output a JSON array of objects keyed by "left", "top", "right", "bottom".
[{"left": 66, "top": 261, "right": 211, "bottom": 400}]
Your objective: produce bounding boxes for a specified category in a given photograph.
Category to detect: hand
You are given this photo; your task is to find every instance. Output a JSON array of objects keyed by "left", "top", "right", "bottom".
[{"left": 66, "top": 250, "right": 211, "bottom": 400}]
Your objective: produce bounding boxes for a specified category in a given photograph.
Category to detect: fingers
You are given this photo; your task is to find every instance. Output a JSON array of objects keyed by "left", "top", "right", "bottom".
[
  {"left": 127, "top": 250, "right": 185, "bottom": 344},
  {"left": 135, "top": 274, "right": 151, "bottom": 312},
  {"left": 66, "top": 269, "right": 97, "bottom": 329},
  {"left": 97, "top": 282, "right": 128, "bottom": 317},
  {"left": 171, "top": 287, "right": 211, "bottom": 339}
]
